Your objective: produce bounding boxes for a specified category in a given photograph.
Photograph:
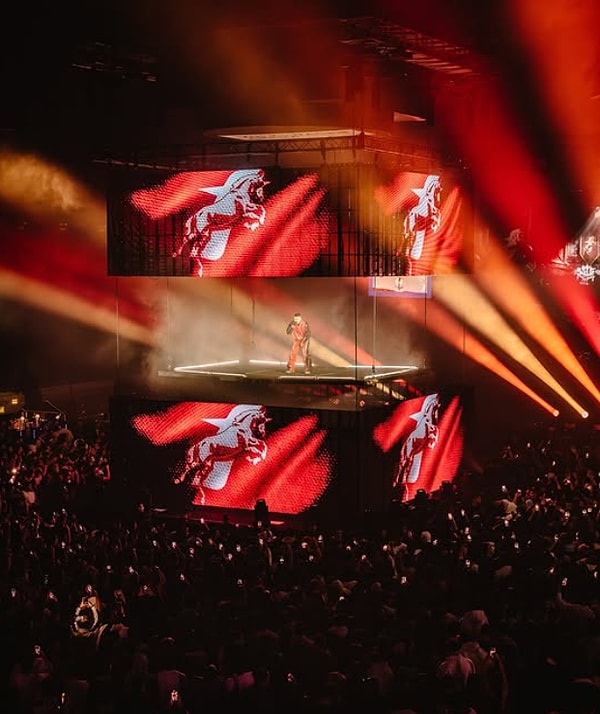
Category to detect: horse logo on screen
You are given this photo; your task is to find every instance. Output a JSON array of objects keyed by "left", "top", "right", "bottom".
[
  {"left": 393, "top": 393, "right": 441, "bottom": 493},
  {"left": 402, "top": 174, "right": 442, "bottom": 270},
  {"left": 173, "top": 169, "right": 269, "bottom": 276},
  {"left": 174, "top": 404, "right": 270, "bottom": 504}
]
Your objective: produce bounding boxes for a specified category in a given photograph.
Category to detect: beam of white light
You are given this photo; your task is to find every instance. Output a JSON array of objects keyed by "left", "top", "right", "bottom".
[
  {"left": 0, "top": 150, "right": 105, "bottom": 245},
  {"left": 0, "top": 268, "right": 157, "bottom": 346},
  {"left": 174, "top": 361, "right": 241, "bottom": 371},
  {"left": 435, "top": 275, "right": 589, "bottom": 417}
]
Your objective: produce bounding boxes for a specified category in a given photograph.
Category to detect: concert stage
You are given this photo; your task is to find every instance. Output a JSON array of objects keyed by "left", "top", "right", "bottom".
[
  {"left": 152, "top": 359, "right": 427, "bottom": 410},
  {"left": 163, "top": 359, "right": 419, "bottom": 383}
]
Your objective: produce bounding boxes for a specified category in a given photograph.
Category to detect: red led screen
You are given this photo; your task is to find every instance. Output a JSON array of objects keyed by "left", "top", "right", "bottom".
[
  {"left": 108, "top": 166, "right": 469, "bottom": 277},
  {"left": 373, "top": 172, "right": 465, "bottom": 276},
  {"left": 372, "top": 392, "right": 464, "bottom": 502},
  {"left": 110, "top": 394, "right": 466, "bottom": 521},
  {"left": 120, "top": 400, "right": 335, "bottom": 513}
]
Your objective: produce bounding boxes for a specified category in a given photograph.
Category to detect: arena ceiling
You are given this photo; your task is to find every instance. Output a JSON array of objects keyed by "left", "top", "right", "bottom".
[{"left": 0, "top": 1, "right": 513, "bottom": 154}]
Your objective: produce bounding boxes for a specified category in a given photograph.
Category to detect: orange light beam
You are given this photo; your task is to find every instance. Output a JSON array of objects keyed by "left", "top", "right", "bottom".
[
  {"left": 362, "top": 285, "right": 559, "bottom": 417},
  {"left": 509, "top": 0, "right": 600, "bottom": 208},
  {"left": 435, "top": 34, "right": 600, "bottom": 364},
  {"left": 508, "top": 0, "right": 600, "bottom": 362},
  {"left": 0, "top": 151, "right": 106, "bottom": 246},
  {"left": 434, "top": 275, "right": 587, "bottom": 417},
  {"left": 0, "top": 268, "right": 157, "bottom": 346},
  {"left": 474, "top": 236, "right": 600, "bottom": 405}
]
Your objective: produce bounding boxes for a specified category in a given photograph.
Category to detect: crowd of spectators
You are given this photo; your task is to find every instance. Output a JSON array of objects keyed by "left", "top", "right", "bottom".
[{"left": 3, "top": 414, "right": 600, "bottom": 713}]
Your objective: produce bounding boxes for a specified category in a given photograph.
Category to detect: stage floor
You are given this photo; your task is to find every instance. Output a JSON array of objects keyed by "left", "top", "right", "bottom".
[{"left": 161, "top": 359, "right": 420, "bottom": 384}]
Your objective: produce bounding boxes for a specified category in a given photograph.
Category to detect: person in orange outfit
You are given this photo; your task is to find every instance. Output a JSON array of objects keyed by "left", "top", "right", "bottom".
[{"left": 286, "top": 313, "right": 311, "bottom": 374}]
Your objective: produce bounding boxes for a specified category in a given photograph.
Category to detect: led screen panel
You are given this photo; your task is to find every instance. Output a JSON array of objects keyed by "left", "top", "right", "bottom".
[
  {"left": 111, "top": 399, "right": 337, "bottom": 514},
  {"left": 110, "top": 392, "right": 466, "bottom": 519},
  {"left": 372, "top": 392, "right": 465, "bottom": 502},
  {"left": 108, "top": 165, "right": 469, "bottom": 277},
  {"left": 372, "top": 172, "right": 465, "bottom": 277}
]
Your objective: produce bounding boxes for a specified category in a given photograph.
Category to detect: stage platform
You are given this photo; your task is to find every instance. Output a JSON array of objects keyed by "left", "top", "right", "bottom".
[
  {"left": 150, "top": 359, "right": 429, "bottom": 410},
  {"left": 162, "top": 359, "right": 419, "bottom": 384}
]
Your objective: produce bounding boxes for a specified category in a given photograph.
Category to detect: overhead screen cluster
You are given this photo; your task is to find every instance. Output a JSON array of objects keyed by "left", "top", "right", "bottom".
[{"left": 108, "top": 164, "right": 469, "bottom": 278}]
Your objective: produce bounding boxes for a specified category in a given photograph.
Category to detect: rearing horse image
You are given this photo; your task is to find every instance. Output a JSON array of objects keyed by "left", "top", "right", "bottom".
[
  {"left": 173, "top": 169, "right": 269, "bottom": 276},
  {"left": 393, "top": 393, "right": 441, "bottom": 491},
  {"left": 174, "top": 404, "right": 271, "bottom": 504},
  {"left": 402, "top": 174, "right": 442, "bottom": 271}
]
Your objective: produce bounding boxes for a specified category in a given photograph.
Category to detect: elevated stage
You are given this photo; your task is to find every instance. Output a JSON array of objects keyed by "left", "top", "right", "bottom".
[
  {"left": 151, "top": 359, "right": 430, "bottom": 411},
  {"left": 164, "top": 359, "right": 419, "bottom": 383}
]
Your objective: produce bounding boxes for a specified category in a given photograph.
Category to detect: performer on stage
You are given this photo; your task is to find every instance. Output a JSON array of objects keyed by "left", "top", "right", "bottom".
[{"left": 286, "top": 312, "right": 311, "bottom": 374}]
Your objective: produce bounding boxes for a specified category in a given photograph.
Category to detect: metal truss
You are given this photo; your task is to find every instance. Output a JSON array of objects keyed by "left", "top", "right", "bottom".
[
  {"left": 338, "top": 16, "right": 483, "bottom": 77},
  {"left": 95, "top": 133, "right": 457, "bottom": 172},
  {"left": 71, "top": 42, "right": 158, "bottom": 82}
]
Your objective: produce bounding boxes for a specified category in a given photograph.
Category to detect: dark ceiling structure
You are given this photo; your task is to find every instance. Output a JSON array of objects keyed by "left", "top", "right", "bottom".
[{"left": 1, "top": 1, "right": 500, "bottom": 158}]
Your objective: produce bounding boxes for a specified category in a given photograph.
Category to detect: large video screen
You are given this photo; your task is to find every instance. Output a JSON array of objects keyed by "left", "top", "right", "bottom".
[
  {"left": 372, "top": 392, "right": 465, "bottom": 503},
  {"left": 107, "top": 165, "right": 468, "bottom": 277},
  {"left": 111, "top": 399, "right": 337, "bottom": 514},
  {"left": 110, "top": 392, "right": 466, "bottom": 517},
  {"left": 371, "top": 171, "right": 465, "bottom": 277}
]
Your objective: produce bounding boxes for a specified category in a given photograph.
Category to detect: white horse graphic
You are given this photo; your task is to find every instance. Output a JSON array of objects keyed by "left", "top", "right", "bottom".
[
  {"left": 403, "top": 174, "right": 442, "bottom": 262},
  {"left": 174, "top": 404, "right": 270, "bottom": 504},
  {"left": 393, "top": 393, "right": 441, "bottom": 490},
  {"left": 173, "top": 169, "right": 268, "bottom": 275}
]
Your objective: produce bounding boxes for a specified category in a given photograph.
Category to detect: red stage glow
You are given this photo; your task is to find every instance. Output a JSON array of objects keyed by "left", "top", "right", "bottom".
[
  {"left": 0, "top": 223, "right": 156, "bottom": 335},
  {"left": 547, "top": 272, "right": 600, "bottom": 362},
  {"left": 435, "top": 80, "right": 569, "bottom": 265}
]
